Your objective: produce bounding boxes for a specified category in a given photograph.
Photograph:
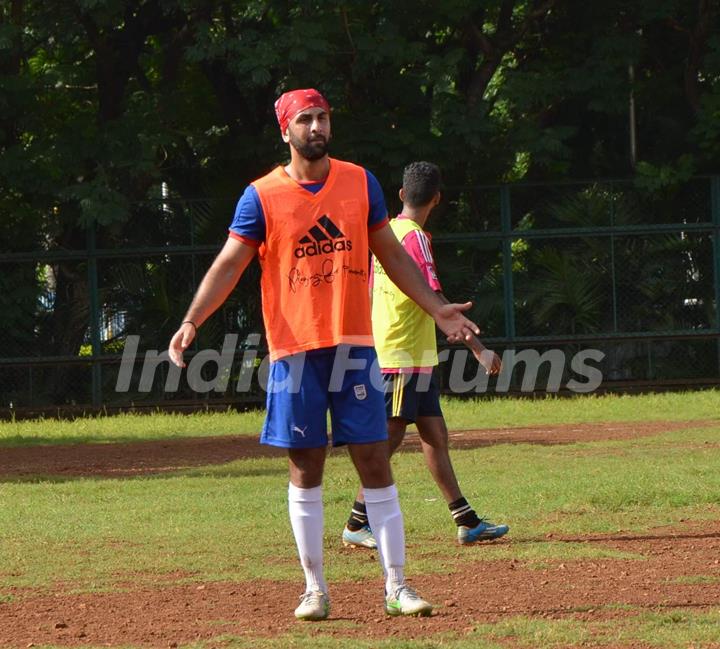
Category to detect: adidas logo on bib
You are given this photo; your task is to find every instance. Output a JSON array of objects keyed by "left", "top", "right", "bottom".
[{"left": 294, "top": 215, "right": 353, "bottom": 258}]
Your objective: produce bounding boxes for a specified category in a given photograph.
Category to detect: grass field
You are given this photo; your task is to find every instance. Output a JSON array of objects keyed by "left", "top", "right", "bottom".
[
  {"left": 1, "top": 390, "right": 719, "bottom": 648},
  {"left": 1, "top": 388, "right": 719, "bottom": 446}
]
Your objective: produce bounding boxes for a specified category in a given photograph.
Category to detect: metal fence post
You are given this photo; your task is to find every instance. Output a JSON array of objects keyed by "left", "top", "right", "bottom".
[
  {"left": 500, "top": 185, "right": 516, "bottom": 339},
  {"left": 87, "top": 225, "right": 102, "bottom": 408},
  {"left": 711, "top": 176, "right": 720, "bottom": 373},
  {"left": 189, "top": 202, "right": 198, "bottom": 290},
  {"left": 609, "top": 183, "right": 619, "bottom": 332}
]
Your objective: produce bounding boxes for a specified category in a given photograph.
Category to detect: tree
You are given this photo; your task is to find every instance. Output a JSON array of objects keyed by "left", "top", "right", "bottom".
[{"left": 1, "top": 1, "right": 719, "bottom": 404}]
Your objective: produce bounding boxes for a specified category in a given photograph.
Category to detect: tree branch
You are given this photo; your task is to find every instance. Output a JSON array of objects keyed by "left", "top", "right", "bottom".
[{"left": 465, "top": 0, "right": 555, "bottom": 106}]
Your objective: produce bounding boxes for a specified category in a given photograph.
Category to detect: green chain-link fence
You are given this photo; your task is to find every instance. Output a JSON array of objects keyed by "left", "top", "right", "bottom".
[{"left": 2, "top": 177, "right": 719, "bottom": 415}]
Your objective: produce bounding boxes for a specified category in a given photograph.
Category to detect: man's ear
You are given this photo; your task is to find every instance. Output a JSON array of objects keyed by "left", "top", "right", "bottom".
[
  {"left": 281, "top": 128, "right": 290, "bottom": 143},
  {"left": 399, "top": 187, "right": 405, "bottom": 202},
  {"left": 433, "top": 191, "right": 441, "bottom": 207}
]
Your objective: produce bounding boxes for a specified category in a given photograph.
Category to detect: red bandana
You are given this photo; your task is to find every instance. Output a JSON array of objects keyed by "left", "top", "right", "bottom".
[{"left": 274, "top": 89, "right": 330, "bottom": 134}]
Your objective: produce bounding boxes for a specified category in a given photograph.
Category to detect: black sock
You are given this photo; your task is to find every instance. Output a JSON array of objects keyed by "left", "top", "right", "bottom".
[
  {"left": 346, "top": 500, "right": 368, "bottom": 531},
  {"left": 449, "top": 497, "right": 481, "bottom": 528}
]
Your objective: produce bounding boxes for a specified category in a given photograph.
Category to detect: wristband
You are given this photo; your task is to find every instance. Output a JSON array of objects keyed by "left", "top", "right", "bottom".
[{"left": 182, "top": 320, "right": 197, "bottom": 331}]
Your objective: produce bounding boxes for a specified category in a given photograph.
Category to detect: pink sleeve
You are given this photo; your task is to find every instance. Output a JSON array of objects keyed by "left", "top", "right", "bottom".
[{"left": 401, "top": 230, "right": 442, "bottom": 291}]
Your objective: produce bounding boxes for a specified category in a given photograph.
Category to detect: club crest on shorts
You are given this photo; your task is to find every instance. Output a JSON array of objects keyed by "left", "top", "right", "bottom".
[{"left": 353, "top": 384, "right": 367, "bottom": 400}]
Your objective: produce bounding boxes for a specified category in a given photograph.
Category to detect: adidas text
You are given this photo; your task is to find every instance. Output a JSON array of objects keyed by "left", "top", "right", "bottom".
[{"left": 294, "top": 239, "right": 352, "bottom": 258}]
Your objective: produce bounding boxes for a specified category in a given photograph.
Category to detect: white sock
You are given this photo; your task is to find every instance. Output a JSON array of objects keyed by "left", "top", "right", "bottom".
[
  {"left": 364, "top": 484, "right": 405, "bottom": 594},
  {"left": 288, "top": 483, "right": 327, "bottom": 593}
]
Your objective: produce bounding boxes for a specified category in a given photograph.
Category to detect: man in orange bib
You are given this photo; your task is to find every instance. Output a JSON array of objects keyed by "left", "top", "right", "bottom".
[{"left": 169, "top": 89, "right": 482, "bottom": 621}]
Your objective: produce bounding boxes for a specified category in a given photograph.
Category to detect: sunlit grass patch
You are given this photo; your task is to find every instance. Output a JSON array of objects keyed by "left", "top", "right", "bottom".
[
  {"left": 2, "top": 389, "right": 719, "bottom": 448},
  {"left": 665, "top": 575, "right": 720, "bottom": 586}
]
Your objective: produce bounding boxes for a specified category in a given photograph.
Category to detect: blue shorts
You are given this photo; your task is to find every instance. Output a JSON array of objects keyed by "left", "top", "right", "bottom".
[
  {"left": 260, "top": 345, "right": 388, "bottom": 449},
  {"left": 384, "top": 371, "right": 443, "bottom": 423}
]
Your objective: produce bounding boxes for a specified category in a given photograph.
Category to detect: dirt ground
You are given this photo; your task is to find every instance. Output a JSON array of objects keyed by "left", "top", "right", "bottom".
[
  {"left": 0, "top": 419, "right": 714, "bottom": 479},
  {"left": 1, "top": 419, "right": 719, "bottom": 648}
]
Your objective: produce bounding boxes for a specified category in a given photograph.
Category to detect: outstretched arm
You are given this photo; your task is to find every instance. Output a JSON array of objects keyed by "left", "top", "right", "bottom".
[
  {"left": 168, "top": 237, "right": 257, "bottom": 367},
  {"left": 369, "top": 224, "right": 480, "bottom": 342},
  {"left": 436, "top": 292, "right": 501, "bottom": 375}
]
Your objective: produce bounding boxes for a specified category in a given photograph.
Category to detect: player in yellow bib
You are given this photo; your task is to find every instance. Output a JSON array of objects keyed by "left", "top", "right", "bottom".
[
  {"left": 372, "top": 215, "right": 441, "bottom": 370},
  {"left": 342, "top": 161, "right": 510, "bottom": 547}
]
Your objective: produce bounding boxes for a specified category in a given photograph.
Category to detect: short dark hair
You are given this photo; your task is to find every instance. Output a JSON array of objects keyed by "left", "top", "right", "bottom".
[{"left": 402, "top": 161, "right": 442, "bottom": 207}]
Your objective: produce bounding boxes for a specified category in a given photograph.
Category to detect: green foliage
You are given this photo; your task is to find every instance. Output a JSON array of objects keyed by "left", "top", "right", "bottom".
[
  {"left": 505, "top": 184, "right": 708, "bottom": 338},
  {"left": 635, "top": 155, "right": 696, "bottom": 192},
  {"left": 3, "top": 0, "right": 718, "bottom": 237},
  {"left": 2, "top": 0, "right": 719, "bottom": 403},
  {"left": 521, "top": 247, "right": 605, "bottom": 334}
]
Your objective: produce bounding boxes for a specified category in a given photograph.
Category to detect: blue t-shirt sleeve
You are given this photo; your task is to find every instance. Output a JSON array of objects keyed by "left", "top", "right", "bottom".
[
  {"left": 365, "top": 170, "right": 388, "bottom": 228},
  {"left": 229, "top": 185, "right": 266, "bottom": 243}
]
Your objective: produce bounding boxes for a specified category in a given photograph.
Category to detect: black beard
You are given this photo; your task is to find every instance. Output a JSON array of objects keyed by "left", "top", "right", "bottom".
[{"left": 289, "top": 133, "right": 329, "bottom": 161}]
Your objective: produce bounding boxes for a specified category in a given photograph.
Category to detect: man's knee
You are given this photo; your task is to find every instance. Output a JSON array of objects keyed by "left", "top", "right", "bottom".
[
  {"left": 288, "top": 446, "right": 326, "bottom": 488},
  {"left": 416, "top": 416, "right": 449, "bottom": 447},
  {"left": 349, "top": 441, "right": 393, "bottom": 488}
]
